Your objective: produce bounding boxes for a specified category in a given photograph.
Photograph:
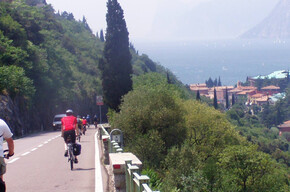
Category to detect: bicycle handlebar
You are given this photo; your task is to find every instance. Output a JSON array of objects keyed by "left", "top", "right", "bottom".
[{"left": 3, "top": 149, "right": 14, "bottom": 159}]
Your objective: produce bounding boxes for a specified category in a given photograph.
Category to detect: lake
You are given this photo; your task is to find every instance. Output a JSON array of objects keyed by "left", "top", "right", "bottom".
[{"left": 135, "top": 39, "right": 290, "bottom": 86}]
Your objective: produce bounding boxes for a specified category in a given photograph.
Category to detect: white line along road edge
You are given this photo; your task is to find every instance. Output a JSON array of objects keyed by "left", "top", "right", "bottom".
[{"left": 95, "top": 131, "right": 104, "bottom": 192}]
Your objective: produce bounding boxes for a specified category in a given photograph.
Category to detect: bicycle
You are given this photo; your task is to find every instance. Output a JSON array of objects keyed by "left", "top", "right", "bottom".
[
  {"left": 77, "top": 132, "right": 81, "bottom": 142},
  {"left": 82, "top": 124, "right": 87, "bottom": 135},
  {"left": 66, "top": 136, "right": 76, "bottom": 170},
  {"left": 66, "top": 136, "right": 81, "bottom": 170}
]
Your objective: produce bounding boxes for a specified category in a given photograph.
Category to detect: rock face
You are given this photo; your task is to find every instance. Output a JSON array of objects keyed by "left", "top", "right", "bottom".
[
  {"left": 0, "top": 95, "right": 42, "bottom": 137},
  {"left": 241, "top": 0, "right": 290, "bottom": 39}
]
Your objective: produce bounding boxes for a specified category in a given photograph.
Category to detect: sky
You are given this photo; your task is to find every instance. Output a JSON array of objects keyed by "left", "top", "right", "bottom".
[{"left": 46, "top": 0, "right": 280, "bottom": 42}]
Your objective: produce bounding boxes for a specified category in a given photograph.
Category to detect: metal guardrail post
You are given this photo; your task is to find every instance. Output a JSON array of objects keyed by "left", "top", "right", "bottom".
[
  {"left": 110, "top": 140, "right": 116, "bottom": 153},
  {"left": 125, "top": 161, "right": 140, "bottom": 192},
  {"left": 125, "top": 160, "right": 131, "bottom": 192},
  {"left": 133, "top": 173, "right": 150, "bottom": 192}
]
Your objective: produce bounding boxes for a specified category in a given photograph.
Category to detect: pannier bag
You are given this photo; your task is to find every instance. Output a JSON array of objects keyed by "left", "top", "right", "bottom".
[{"left": 73, "top": 143, "right": 81, "bottom": 156}]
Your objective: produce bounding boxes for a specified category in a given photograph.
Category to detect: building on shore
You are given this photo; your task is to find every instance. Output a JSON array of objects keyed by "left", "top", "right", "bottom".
[
  {"left": 190, "top": 79, "right": 284, "bottom": 107},
  {"left": 248, "top": 70, "right": 290, "bottom": 86},
  {"left": 278, "top": 121, "right": 290, "bottom": 140}
]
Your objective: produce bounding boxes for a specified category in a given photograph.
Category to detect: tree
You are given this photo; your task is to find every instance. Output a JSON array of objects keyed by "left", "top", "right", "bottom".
[
  {"left": 225, "top": 87, "right": 229, "bottom": 109},
  {"left": 196, "top": 90, "right": 201, "bottom": 101},
  {"left": 214, "top": 78, "right": 218, "bottom": 86},
  {"left": 218, "top": 76, "right": 222, "bottom": 86},
  {"left": 218, "top": 145, "right": 287, "bottom": 192},
  {"left": 99, "top": 29, "right": 104, "bottom": 42},
  {"left": 214, "top": 88, "right": 218, "bottom": 109},
  {"left": 99, "top": 0, "right": 133, "bottom": 111},
  {"left": 232, "top": 94, "right": 235, "bottom": 106},
  {"left": 110, "top": 73, "right": 186, "bottom": 166},
  {"left": 206, "top": 77, "right": 214, "bottom": 87}
]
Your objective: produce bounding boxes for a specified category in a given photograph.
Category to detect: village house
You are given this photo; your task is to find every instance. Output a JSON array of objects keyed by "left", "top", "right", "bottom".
[
  {"left": 261, "top": 85, "right": 280, "bottom": 95},
  {"left": 190, "top": 73, "right": 285, "bottom": 107},
  {"left": 248, "top": 70, "right": 290, "bottom": 86},
  {"left": 189, "top": 83, "right": 209, "bottom": 95},
  {"left": 278, "top": 121, "right": 290, "bottom": 140},
  {"left": 207, "top": 86, "right": 234, "bottom": 104}
]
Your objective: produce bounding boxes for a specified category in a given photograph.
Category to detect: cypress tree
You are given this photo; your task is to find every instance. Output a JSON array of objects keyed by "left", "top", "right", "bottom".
[
  {"left": 99, "top": 0, "right": 133, "bottom": 111},
  {"left": 214, "top": 78, "right": 218, "bottom": 87},
  {"left": 100, "top": 29, "right": 105, "bottom": 42},
  {"left": 232, "top": 94, "right": 235, "bottom": 106},
  {"left": 218, "top": 76, "right": 222, "bottom": 86},
  {"left": 196, "top": 90, "right": 201, "bottom": 101},
  {"left": 214, "top": 88, "right": 218, "bottom": 109},
  {"left": 225, "top": 87, "right": 229, "bottom": 109}
]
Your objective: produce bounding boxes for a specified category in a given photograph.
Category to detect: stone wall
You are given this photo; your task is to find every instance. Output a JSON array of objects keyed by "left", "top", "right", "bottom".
[{"left": 0, "top": 95, "right": 42, "bottom": 137}]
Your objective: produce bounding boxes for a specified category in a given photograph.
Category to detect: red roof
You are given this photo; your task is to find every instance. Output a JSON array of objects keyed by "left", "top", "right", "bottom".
[
  {"left": 278, "top": 121, "right": 290, "bottom": 128},
  {"left": 261, "top": 85, "right": 280, "bottom": 90}
]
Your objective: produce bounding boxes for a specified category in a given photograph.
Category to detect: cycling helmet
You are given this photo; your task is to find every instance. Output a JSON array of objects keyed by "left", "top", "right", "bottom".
[{"left": 66, "top": 109, "right": 73, "bottom": 115}]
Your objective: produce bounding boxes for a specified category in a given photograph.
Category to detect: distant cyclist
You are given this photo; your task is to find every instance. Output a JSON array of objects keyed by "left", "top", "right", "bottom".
[
  {"left": 86, "top": 114, "right": 90, "bottom": 125},
  {"left": 93, "top": 114, "right": 98, "bottom": 129},
  {"left": 82, "top": 117, "right": 87, "bottom": 135},
  {"left": 77, "top": 115, "right": 83, "bottom": 135},
  {"left": 0, "top": 119, "right": 14, "bottom": 191},
  {"left": 61, "top": 109, "right": 79, "bottom": 163}
]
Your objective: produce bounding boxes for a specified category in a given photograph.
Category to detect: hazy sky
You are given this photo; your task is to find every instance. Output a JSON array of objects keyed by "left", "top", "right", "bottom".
[{"left": 46, "top": 0, "right": 280, "bottom": 41}]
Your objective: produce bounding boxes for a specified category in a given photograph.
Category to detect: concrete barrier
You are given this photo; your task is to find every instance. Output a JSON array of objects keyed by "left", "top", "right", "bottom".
[{"left": 99, "top": 124, "right": 160, "bottom": 192}]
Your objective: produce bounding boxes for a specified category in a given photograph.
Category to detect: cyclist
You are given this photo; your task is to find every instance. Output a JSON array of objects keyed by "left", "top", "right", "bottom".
[
  {"left": 93, "top": 114, "right": 98, "bottom": 129},
  {"left": 76, "top": 115, "right": 83, "bottom": 135},
  {"left": 86, "top": 114, "right": 90, "bottom": 125},
  {"left": 61, "top": 109, "right": 79, "bottom": 163},
  {"left": 0, "top": 119, "right": 14, "bottom": 191},
  {"left": 82, "top": 117, "right": 87, "bottom": 135}
]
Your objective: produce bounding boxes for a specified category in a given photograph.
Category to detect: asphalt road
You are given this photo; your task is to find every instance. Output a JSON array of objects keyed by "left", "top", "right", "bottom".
[{"left": 3, "top": 126, "right": 102, "bottom": 192}]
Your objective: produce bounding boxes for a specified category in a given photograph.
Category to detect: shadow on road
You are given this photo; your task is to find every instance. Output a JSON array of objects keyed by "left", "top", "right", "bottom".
[{"left": 73, "top": 168, "right": 95, "bottom": 171}]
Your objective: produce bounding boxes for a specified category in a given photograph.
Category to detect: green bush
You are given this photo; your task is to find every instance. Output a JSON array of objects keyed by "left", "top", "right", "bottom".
[{"left": 0, "top": 65, "right": 35, "bottom": 98}]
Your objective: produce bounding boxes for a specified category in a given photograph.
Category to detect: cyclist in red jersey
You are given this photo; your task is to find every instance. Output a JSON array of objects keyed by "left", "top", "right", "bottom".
[
  {"left": 61, "top": 109, "right": 79, "bottom": 163},
  {"left": 82, "top": 118, "right": 87, "bottom": 135}
]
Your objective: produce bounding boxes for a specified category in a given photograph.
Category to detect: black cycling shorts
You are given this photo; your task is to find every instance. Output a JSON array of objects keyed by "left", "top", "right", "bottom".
[{"left": 63, "top": 130, "right": 76, "bottom": 143}]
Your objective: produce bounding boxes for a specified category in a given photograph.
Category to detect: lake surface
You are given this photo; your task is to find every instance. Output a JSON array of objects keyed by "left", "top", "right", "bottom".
[{"left": 135, "top": 39, "right": 290, "bottom": 86}]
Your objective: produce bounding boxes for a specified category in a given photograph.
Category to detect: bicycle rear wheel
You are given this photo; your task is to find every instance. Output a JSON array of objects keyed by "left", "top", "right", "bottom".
[
  {"left": 69, "top": 147, "right": 74, "bottom": 170},
  {"left": 70, "top": 158, "right": 73, "bottom": 170}
]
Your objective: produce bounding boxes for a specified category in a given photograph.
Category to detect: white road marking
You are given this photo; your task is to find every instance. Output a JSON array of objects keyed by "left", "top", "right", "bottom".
[
  {"left": 7, "top": 134, "right": 59, "bottom": 164},
  {"left": 21, "top": 152, "right": 30, "bottom": 156},
  {"left": 8, "top": 157, "right": 19, "bottom": 164},
  {"left": 95, "top": 131, "right": 103, "bottom": 192}
]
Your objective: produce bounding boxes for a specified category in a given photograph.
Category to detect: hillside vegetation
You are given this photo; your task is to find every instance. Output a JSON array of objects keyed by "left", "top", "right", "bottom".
[
  {"left": 0, "top": 0, "right": 171, "bottom": 135},
  {"left": 110, "top": 73, "right": 290, "bottom": 191}
]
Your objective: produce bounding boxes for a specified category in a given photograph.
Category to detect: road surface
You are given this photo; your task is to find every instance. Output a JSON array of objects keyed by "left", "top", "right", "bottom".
[{"left": 3, "top": 126, "right": 106, "bottom": 192}]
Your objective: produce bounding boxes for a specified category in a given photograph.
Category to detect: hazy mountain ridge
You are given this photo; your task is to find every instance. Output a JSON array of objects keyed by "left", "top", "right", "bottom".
[
  {"left": 241, "top": 0, "right": 290, "bottom": 39},
  {"left": 151, "top": 0, "right": 278, "bottom": 40}
]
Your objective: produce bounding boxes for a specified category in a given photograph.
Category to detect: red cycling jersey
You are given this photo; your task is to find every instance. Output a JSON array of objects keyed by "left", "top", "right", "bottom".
[
  {"left": 61, "top": 116, "right": 77, "bottom": 131},
  {"left": 82, "top": 119, "right": 87, "bottom": 125}
]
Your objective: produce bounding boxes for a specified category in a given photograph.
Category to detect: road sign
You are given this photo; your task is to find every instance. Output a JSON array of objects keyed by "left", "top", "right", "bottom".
[{"left": 96, "top": 96, "right": 104, "bottom": 106}]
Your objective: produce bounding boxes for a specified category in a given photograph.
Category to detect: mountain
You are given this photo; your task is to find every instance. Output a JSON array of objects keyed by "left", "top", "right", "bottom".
[
  {"left": 150, "top": 0, "right": 278, "bottom": 40},
  {"left": 241, "top": 0, "right": 290, "bottom": 39}
]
